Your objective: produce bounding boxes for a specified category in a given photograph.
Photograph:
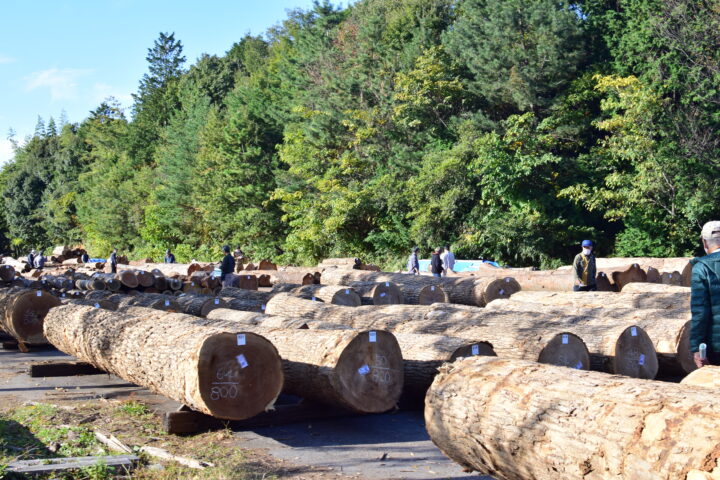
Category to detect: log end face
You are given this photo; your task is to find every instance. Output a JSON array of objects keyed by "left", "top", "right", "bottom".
[
  {"left": 450, "top": 341, "right": 497, "bottom": 361},
  {"left": 8, "top": 291, "right": 62, "bottom": 344},
  {"left": 334, "top": 330, "right": 404, "bottom": 413},
  {"left": 613, "top": 326, "right": 659, "bottom": 379},
  {"left": 481, "top": 278, "right": 521, "bottom": 306},
  {"left": 332, "top": 289, "right": 362, "bottom": 307},
  {"left": 197, "top": 332, "right": 284, "bottom": 420},
  {"left": 372, "top": 282, "right": 403, "bottom": 305},
  {"left": 201, "top": 298, "right": 228, "bottom": 317},
  {"left": 418, "top": 285, "right": 449, "bottom": 305},
  {"left": 678, "top": 321, "right": 697, "bottom": 375},
  {"left": 538, "top": 332, "right": 590, "bottom": 371}
]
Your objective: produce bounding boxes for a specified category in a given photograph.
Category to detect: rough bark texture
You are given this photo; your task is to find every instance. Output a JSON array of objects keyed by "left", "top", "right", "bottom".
[
  {"left": 346, "top": 281, "right": 404, "bottom": 305},
  {"left": 218, "top": 288, "right": 273, "bottom": 313},
  {"left": 610, "top": 264, "right": 647, "bottom": 290},
  {"left": 61, "top": 298, "right": 117, "bottom": 311},
  {"left": 0, "top": 288, "right": 61, "bottom": 344},
  {"left": 0, "top": 265, "right": 16, "bottom": 282},
  {"left": 206, "top": 309, "right": 266, "bottom": 324},
  {"left": 510, "top": 289, "right": 689, "bottom": 310},
  {"left": 107, "top": 293, "right": 181, "bottom": 312},
  {"left": 321, "top": 269, "right": 520, "bottom": 306},
  {"left": 117, "top": 263, "right": 213, "bottom": 277},
  {"left": 115, "top": 270, "right": 139, "bottom": 289},
  {"left": 176, "top": 295, "right": 228, "bottom": 317},
  {"left": 681, "top": 366, "right": 720, "bottom": 388},
  {"left": 43, "top": 304, "right": 283, "bottom": 420},
  {"left": 594, "top": 257, "right": 693, "bottom": 286},
  {"left": 662, "top": 271, "right": 683, "bottom": 285},
  {"left": 289, "top": 285, "right": 361, "bottom": 306},
  {"left": 426, "top": 357, "right": 720, "bottom": 480},
  {"left": 269, "top": 271, "right": 315, "bottom": 286},
  {"left": 487, "top": 298, "right": 689, "bottom": 375},
  {"left": 622, "top": 283, "right": 690, "bottom": 294},
  {"left": 91, "top": 273, "right": 121, "bottom": 291}
]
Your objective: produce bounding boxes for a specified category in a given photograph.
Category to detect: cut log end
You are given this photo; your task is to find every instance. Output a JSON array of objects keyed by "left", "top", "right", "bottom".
[
  {"left": 331, "top": 289, "right": 362, "bottom": 307},
  {"left": 613, "top": 326, "right": 659, "bottom": 379},
  {"left": 117, "top": 271, "right": 139, "bottom": 289},
  {"left": 482, "top": 277, "right": 522, "bottom": 305},
  {"left": 196, "top": 332, "right": 284, "bottom": 420},
  {"left": 537, "top": 332, "right": 590, "bottom": 370},
  {"left": 9, "top": 291, "right": 62, "bottom": 344},
  {"left": 418, "top": 285, "right": 449, "bottom": 305},
  {"left": 449, "top": 341, "right": 496, "bottom": 361},
  {"left": 370, "top": 282, "right": 403, "bottom": 305},
  {"left": 238, "top": 275, "right": 259, "bottom": 291},
  {"left": 334, "top": 330, "right": 404, "bottom": 413},
  {"left": 677, "top": 321, "right": 695, "bottom": 374}
]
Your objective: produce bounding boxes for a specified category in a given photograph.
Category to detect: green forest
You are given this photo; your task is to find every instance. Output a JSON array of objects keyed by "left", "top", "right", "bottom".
[{"left": 1, "top": 0, "right": 718, "bottom": 268}]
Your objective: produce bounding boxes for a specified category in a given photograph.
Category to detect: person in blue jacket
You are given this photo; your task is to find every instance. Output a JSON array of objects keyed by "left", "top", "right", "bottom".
[
  {"left": 164, "top": 249, "right": 176, "bottom": 264},
  {"left": 690, "top": 221, "right": 720, "bottom": 367}
]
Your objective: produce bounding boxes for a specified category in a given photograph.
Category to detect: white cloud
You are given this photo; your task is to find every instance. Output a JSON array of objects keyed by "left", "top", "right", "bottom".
[
  {"left": 25, "top": 68, "right": 92, "bottom": 101},
  {"left": 0, "top": 55, "right": 15, "bottom": 64},
  {"left": 0, "top": 139, "right": 16, "bottom": 165},
  {"left": 92, "top": 82, "right": 133, "bottom": 108}
]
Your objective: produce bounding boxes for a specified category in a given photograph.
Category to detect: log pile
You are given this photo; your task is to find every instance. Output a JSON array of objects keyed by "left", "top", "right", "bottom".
[{"left": 0, "top": 288, "right": 61, "bottom": 344}]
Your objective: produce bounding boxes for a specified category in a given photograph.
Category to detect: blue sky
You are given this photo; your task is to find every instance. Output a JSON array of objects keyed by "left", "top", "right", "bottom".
[{"left": 0, "top": 0, "right": 340, "bottom": 164}]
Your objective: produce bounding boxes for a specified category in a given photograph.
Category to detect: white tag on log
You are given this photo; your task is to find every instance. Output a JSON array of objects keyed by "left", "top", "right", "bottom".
[
  {"left": 345, "top": 289, "right": 350, "bottom": 294},
  {"left": 380, "top": 292, "right": 386, "bottom": 298},
  {"left": 94, "top": 303, "right": 100, "bottom": 308},
  {"left": 41, "top": 280, "right": 45, "bottom": 284},
  {"left": 214, "top": 298, "right": 220, "bottom": 305},
  {"left": 191, "top": 282, "right": 195, "bottom": 286},
  {"left": 61, "top": 293, "right": 66, "bottom": 298},
  {"left": 237, "top": 334, "right": 246, "bottom": 346},
  {"left": 247, "top": 275, "right": 251, "bottom": 279},
  {"left": 562, "top": 334, "right": 568, "bottom": 345},
  {"left": 236, "top": 354, "right": 249, "bottom": 369},
  {"left": 312, "top": 296, "right": 317, "bottom": 302},
  {"left": 431, "top": 286, "right": 435, "bottom": 291},
  {"left": 36, "top": 291, "right": 41, "bottom": 297},
  {"left": 261, "top": 304, "right": 266, "bottom": 311},
  {"left": 369, "top": 331, "right": 377, "bottom": 342},
  {"left": 631, "top": 327, "right": 637, "bottom": 337},
  {"left": 505, "top": 278, "right": 510, "bottom": 283},
  {"left": 358, "top": 364, "right": 370, "bottom": 375},
  {"left": 471, "top": 344, "right": 479, "bottom": 356},
  {"left": 165, "top": 300, "right": 170, "bottom": 306},
  {"left": 638, "top": 354, "right": 645, "bottom": 366},
  {"left": 385, "top": 282, "right": 389, "bottom": 287},
  {"left": 575, "top": 361, "right": 583, "bottom": 369},
  {"left": 669, "top": 274, "right": 673, "bottom": 278},
  {"left": 499, "top": 289, "right": 505, "bottom": 295}
]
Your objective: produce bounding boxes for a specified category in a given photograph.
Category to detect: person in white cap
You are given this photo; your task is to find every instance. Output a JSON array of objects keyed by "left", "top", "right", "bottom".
[{"left": 690, "top": 220, "right": 720, "bottom": 367}]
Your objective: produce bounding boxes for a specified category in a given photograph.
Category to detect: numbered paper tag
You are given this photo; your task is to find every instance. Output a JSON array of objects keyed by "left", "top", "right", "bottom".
[
  {"left": 499, "top": 289, "right": 505, "bottom": 295},
  {"left": 562, "top": 334, "right": 568, "bottom": 345},
  {"left": 505, "top": 278, "right": 511, "bottom": 283},
  {"left": 247, "top": 275, "right": 251, "bottom": 279},
  {"left": 669, "top": 274, "right": 673, "bottom": 278},
  {"left": 358, "top": 364, "right": 370, "bottom": 375},
  {"left": 237, "top": 334, "right": 246, "bottom": 346},
  {"left": 575, "top": 361, "right": 583, "bottom": 369},
  {"left": 236, "top": 354, "right": 249, "bottom": 369},
  {"left": 261, "top": 304, "right": 266, "bottom": 311},
  {"left": 380, "top": 292, "right": 386, "bottom": 298},
  {"left": 312, "top": 296, "right": 317, "bottom": 302},
  {"left": 61, "top": 293, "right": 66, "bottom": 298},
  {"left": 631, "top": 327, "right": 637, "bottom": 337},
  {"left": 345, "top": 289, "right": 350, "bottom": 294},
  {"left": 385, "top": 282, "right": 389, "bottom": 287},
  {"left": 41, "top": 280, "right": 46, "bottom": 284},
  {"left": 191, "top": 282, "right": 195, "bottom": 286},
  {"left": 165, "top": 300, "right": 170, "bottom": 306},
  {"left": 471, "top": 344, "right": 479, "bottom": 356},
  {"left": 214, "top": 298, "right": 220, "bottom": 305},
  {"left": 638, "top": 354, "right": 645, "bottom": 366},
  {"left": 94, "top": 303, "right": 100, "bottom": 308},
  {"left": 431, "top": 286, "right": 435, "bottom": 291},
  {"left": 36, "top": 291, "right": 42, "bottom": 297},
  {"left": 369, "top": 331, "right": 377, "bottom": 342}
]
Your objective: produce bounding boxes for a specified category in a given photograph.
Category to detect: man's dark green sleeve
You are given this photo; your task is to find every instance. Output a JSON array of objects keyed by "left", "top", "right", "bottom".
[
  {"left": 690, "top": 262, "right": 712, "bottom": 353},
  {"left": 572, "top": 254, "right": 582, "bottom": 283}
]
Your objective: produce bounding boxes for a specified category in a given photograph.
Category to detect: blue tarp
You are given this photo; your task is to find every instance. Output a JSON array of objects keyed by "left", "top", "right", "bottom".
[{"left": 417, "top": 259, "right": 503, "bottom": 272}]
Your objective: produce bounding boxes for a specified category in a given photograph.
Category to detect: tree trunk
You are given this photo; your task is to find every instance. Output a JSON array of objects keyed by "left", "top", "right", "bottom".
[
  {"left": 107, "top": 293, "right": 181, "bottom": 312},
  {"left": 40, "top": 274, "right": 74, "bottom": 291},
  {"left": 681, "top": 366, "right": 720, "bottom": 388},
  {"left": 0, "top": 265, "right": 16, "bottom": 282},
  {"left": 91, "top": 273, "right": 121, "bottom": 291},
  {"left": 62, "top": 298, "right": 118, "bottom": 311},
  {"left": 320, "top": 269, "right": 520, "bottom": 306},
  {"left": 258, "top": 259, "right": 277, "bottom": 270},
  {"left": 2, "top": 258, "right": 29, "bottom": 273},
  {"left": 236, "top": 274, "right": 259, "bottom": 290},
  {"left": 175, "top": 295, "right": 227, "bottom": 317},
  {"left": 117, "top": 263, "right": 214, "bottom": 277},
  {"left": 0, "top": 288, "right": 61, "bottom": 344},
  {"left": 121, "top": 307, "right": 403, "bottom": 413},
  {"left": 661, "top": 270, "right": 683, "bottom": 285},
  {"left": 206, "top": 308, "right": 266, "bottom": 324},
  {"left": 43, "top": 304, "right": 283, "bottom": 420},
  {"left": 264, "top": 294, "right": 593, "bottom": 370},
  {"left": 609, "top": 264, "right": 647, "bottom": 290},
  {"left": 593, "top": 257, "right": 693, "bottom": 286},
  {"left": 509, "top": 289, "right": 689, "bottom": 310},
  {"left": 116, "top": 270, "right": 139, "bottom": 289},
  {"left": 417, "top": 285, "right": 449, "bottom": 305},
  {"left": 75, "top": 278, "right": 106, "bottom": 291},
  {"left": 319, "top": 258, "right": 362, "bottom": 268},
  {"left": 487, "top": 298, "right": 688, "bottom": 375},
  {"left": 621, "top": 283, "right": 690, "bottom": 294},
  {"left": 218, "top": 287, "right": 273, "bottom": 313},
  {"left": 269, "top": 271, "right": 315, "bottom": 286},
  {"left": 288, "top": 285, "right": 361, "bottom": 306},
  {"left": 346, "top": 281, "right": 404, "bottom": 305},
  {"left": 425, "top": 357, "right": 720, "bottom": 480}
]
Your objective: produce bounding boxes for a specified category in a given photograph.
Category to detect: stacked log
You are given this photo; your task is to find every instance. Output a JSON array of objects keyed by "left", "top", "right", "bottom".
[
  {"left": 321, "top": 269, "right": 520, "bottom": 307},
  {"left": 595, "top": 257, "right": 693, "bottom": 286},
  {"left": 269, "top": 271, "right": 315, "bottom": 286},
  {"left": 116, "top": 270, "right": 139, "bottom": 289},
  {"left": 206, "top": 308, "right": 266, "bottom": 324},
  {"left": 117, "top": 262, "right": 214, "bottom": 277},
  {"left": 345, "top": 281, "right": 404, "bottom": 305},
  {"left": 61, "top": 298, "right": 118, "bottom": 311},
  {"left": 2, "top": 257, "right": 30, "bottom": 273},
  {"left": 236, "top": 274, "right": 259, "bottom": 291},
  {"left": 258, "top": 260, "right": 277, "bottom": 270},
  {"left": 175, "top": 295, "right": 227, "bottom": 317},
  {"left": 107, "top": 293, "right": 181, "bottom": 312},
  {"left": 681, "top": 366, "right": 720, "bottom": 388},
  {"left": 75, "top": 276, "right": 105, "bottom": 291},
  {"left": 621, "top": 283, "right": 690, "bottom": 294},
  {"left": 91, "top": 273, "right": 121, "bottom": 291},
  {"left": 0, "top": 288, "right": 61, "bottom": 344},
  {"left": 486, "top": 298, "right": 688, "bottom": 375},
  {"left": 608, "top": 264, "right": 647, "bottom": 290},
  {"left": 425, "top": 357, "right": 720, "bottom": 480},
  {"left": 218, "top": 288, "right": 272, "bottom": 312},
  {"left": 0, "top": 265, "right": 16, "bottom": 282},
  {"left": 288, "top": 285, "right": 362, "bottom": 307},
  {"left": 39, "top": 274, "right": 74, "bottom": 291},
  {"left": 43, "top": 304, "right": 283, "bottom": 420},
  {"left": 661, "top": 270, "right": 683, "bottom": 285},
  {"left": 509, "top": 289, "right": 689, "bottom": 310}
]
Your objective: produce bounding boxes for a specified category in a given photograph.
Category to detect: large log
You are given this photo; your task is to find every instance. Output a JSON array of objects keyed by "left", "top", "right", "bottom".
[
  {"left": 288, "top": 285, "right": 361, "bottom": 306},
  {"left": 117, "top": 263, "right": 213, "bottom": 277},
  {"left": 345, "top": 281, "right": 404, "bottom": 305},
  {"left": 115, "top": 270, "right": 139, "bottom": 289},
  {"left": 0, "top": 289, "right": 61, "bottom": 344},
  {"left": 269, "top": 271, "right": 315, "bottom": 286},
  {"left": 61, "top": 298, "right": 117, "bottom": 311},
  {"left": 486, "top": 298, "right": 689, "bottom": 375},
  {"left": 43, "top": 304, "right": 283, "bottom": 420},
  {"left": 609, "top": 264, "right": 647, "bottom": 290},
  {"left": 681, "top": 366, "right": 720, "bottom": 388},
  {"left": 175, "top": 295, "right": 228, "bottom": 317},
  {"left": 319, "top": 258, "right": 362, "bottom": 269},
  {"left": 621, "top": 282, "right": 690, "bottom": 294},
  {"left": 123, "top": 307, "right": 404, "bottom": 413},
  {"left": 264, "top": 294, "right": 593, "bottom": 370},
  {"left": 594, "top": 257, "right": 693, "bottom": 285},
  {"left": 0, "top": 264, "right": 16, "bottom": 282},
  {"left": 106, "top": 293, "right": 181, "bottom": 312},
  {"left": 219, "top": 288, "right": 273, "bottom": 312},
  {"left": 509, "top": 289, "right": 689, "bottom": 310},
  {"left": 321, "top": 269, "right": 520, "bottom": 306},
  {"left": 75, "top": 277, "right": 105, "bottom": 291},
  {"left": 426, "top": 357, "right": 720, "bottom": 480},
  {"left": 91, "top": 273, "right": 121, "bottom": 291},
  {"left": 39, "top": 274, "right": 74, "bottom": 291},
  {"left": 2, "top": 257, "right": 30, "bottom": 273}
]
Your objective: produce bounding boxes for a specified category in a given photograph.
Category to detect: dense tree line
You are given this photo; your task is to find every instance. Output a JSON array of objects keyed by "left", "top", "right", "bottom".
[{"left": 2, "top": 0, "right": 719, "bottom": 268}]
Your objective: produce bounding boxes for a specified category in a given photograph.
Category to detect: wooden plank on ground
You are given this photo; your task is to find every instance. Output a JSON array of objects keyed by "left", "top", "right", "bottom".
[{"left": 7, "top": 454, "right": 139, "bottom": 474}]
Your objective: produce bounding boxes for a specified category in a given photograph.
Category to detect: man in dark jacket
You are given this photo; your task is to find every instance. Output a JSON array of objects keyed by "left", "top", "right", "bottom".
[
  {"left": 220, "top": 245, "right": 236, "bottom": 287},
  {"left": 430, "top": 247, "right": 444, "bottom": 278},
  {"left": 80, "top": 252, "right": 89, "bottom": 263},
  {"left": 406, "top": 247, "right": 420, "bottom": 274},
  {"left": 27, "top": 250, "right": 35, "bottom": 269},
  {"left": 572, "top": 240, "right": 597, "bottom": 291},
  {"left": 108, "top": 249, "right": 118, "bottom": 274},
  {"left": 690, "top": 221, "right": 720, "bottom": 367},
  {"left": 164, "top": 250, "right": 176, "bottom": 264}
]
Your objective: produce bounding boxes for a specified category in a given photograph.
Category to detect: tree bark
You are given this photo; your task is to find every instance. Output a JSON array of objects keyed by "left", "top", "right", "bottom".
[
  {"left": 661, "top": 270, "right": 683, "bottom": 285},
  {"left": 345, "top": 281, "right": 404, "bottom": 305},
  {"left": 2, "top": 258, "right": 29, "bottom": 273},
  {"left": 175, "top": 295, "right": 228, "bottom": 317},
  {"left": 509, "top": 289, "right": 689, "bottom": 310},
  {"left": 621, "top": 283, "right": 690, "bottom": 294},
  {"left": 91, "top": 273, "right": 122, "bottom": 291},
  {"left": 106, "top": 293, "right": 181, "bottom": 312},
  {"left": 288, "top": 285, "right": 361, "bottom": 306},
  {"left": 0, "top": 288, "right": 61, "bottom": 344},
  {"left": 0, "top": 264, "right": 15, "bottom": 282},
  {"left": 62, "top": 298, "right": 118, "bottom": 311},
  {"left": 320, "top": 269, "right": 520, "bottom": 306},
  {"left": 487, "top": 298, "right": 688, "bottom": 375},
  {"left": 269, "top": 271, "right": 315, "bottom": 286},
  {"left": 116, "top": 270, "right": 139, "bottom": 289},
  {"left": 218, "top": 288, "right": 273, "bottom": 312},
  {"left": 43, "top": 304, "right": 283, "bottom": 420},
  {"left": 681, "top": 366, "right": 720, "bottom": 389},
  {"left": 425, "top": 356, "right": 720, "bottom": 480}
]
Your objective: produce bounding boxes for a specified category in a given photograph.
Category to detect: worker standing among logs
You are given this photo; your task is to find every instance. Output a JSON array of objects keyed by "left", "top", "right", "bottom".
[
  {"left": 572, "top": 240, "right": 596, "bottom": 291},
  {"left": 426, "top": 357, "right": 720, "bottom": 480},
  {"left": 691, "top": 221, "right": 720, "bottom": 368},
  {"left": 219, "top": 245, "right": 235, "bottom": 288},
  {"left": 108, "top": 248, "right": 118, "bottom": 274}
]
